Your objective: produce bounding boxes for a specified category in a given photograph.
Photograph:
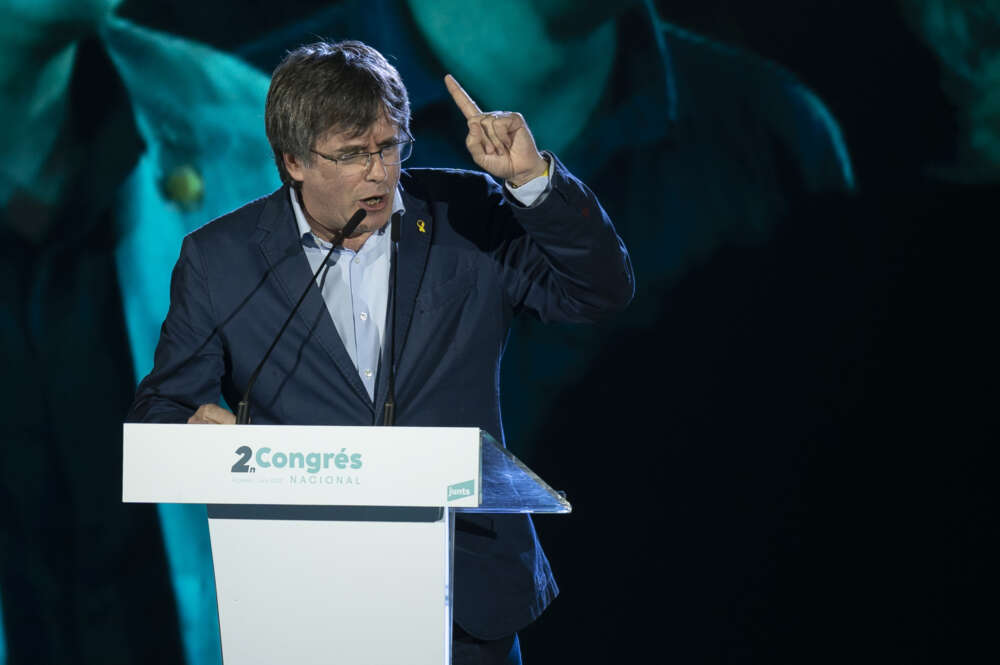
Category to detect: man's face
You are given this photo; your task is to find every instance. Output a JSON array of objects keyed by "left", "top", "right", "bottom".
[{"left": 284, "top": 115, "right": 402, "bottom": 240}]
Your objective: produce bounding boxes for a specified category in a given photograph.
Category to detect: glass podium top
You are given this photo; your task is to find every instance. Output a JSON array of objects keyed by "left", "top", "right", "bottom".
[{"left": 455, "top": 433, "right": 571, "bottom": 514}]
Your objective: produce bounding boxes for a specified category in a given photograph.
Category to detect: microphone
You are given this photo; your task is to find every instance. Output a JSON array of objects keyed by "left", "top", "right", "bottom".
[
  {"left": 236, "top": 208, "right": 367, "bottom": 424},
  {"left": 382, "top": 213, "right": 401, "bottom": 426}
]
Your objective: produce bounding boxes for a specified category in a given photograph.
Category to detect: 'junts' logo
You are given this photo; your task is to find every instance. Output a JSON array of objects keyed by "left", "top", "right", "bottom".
[{"left": 447, "top": 480, "right": 475, "bottom": 501}]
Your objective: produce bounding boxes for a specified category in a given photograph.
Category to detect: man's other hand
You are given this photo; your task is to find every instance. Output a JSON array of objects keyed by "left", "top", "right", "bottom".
[
  {"left": 187, "top": 404, "right": 236, "bottom": 424},
  {"left": 445, "top": 74, "right": 548, "bottom": 187}
]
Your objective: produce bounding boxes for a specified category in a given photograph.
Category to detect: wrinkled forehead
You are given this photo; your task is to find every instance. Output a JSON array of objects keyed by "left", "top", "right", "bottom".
[{"left": 317, "top": 113, "right": 401, "bottom": 151}]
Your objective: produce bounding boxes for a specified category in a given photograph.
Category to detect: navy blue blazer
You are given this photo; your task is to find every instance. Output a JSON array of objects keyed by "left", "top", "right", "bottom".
[{"left": 129, "top": 155, "right": 634, "bottom": 638}]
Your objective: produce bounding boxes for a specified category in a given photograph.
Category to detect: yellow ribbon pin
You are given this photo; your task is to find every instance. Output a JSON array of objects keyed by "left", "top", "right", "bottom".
[{"left": 417, "top": 220, "right": 426, "bottom": 233}]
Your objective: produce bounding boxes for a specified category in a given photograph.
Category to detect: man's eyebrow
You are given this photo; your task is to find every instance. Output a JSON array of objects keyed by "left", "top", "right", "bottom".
[
  {"left": 335, "top": 136, "right": 403, "bottom": 155},
  {"left": 334, "top": 142, "right": 369, "bottom": 155}
]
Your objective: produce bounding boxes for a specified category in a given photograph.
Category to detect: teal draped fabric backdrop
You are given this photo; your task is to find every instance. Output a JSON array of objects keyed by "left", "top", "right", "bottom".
[{"left": 1, "top": 4, "right": 276, "bottom": 663}]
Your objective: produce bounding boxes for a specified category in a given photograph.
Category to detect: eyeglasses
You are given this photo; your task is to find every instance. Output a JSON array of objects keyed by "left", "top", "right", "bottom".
[{"left": 310, "top": 138, "right": 415, "bottom": 174}]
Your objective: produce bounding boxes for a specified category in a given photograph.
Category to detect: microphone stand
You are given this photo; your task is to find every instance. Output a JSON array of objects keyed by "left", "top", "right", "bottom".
[{"left": 382, "top": 213, "right": 400, "bottom": 426}]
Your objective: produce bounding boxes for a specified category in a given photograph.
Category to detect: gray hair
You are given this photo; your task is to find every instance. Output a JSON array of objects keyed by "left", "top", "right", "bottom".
[{"left": 265, "top": 41, "right": 411, "bottom": 186}]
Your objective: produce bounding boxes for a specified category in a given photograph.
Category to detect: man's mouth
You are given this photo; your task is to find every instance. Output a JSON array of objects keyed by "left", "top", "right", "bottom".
[{"left": 359, "top": 196, "right": 387, "bottom": 210}]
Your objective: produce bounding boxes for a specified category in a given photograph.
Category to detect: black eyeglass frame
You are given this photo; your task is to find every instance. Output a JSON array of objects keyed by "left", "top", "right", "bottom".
[{"left": 310, "top": 133, "right": 415, "bottom": 171}]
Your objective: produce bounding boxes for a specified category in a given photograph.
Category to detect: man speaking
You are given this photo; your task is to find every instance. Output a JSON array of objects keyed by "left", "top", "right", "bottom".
[{"left": 129, "top": 40, "right": 633, "bottom": 664}]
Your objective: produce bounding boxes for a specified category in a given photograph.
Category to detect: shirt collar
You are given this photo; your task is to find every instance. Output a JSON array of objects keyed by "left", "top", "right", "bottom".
[{"left": 290, "top": 185, "right": 406, "bottom": 248}]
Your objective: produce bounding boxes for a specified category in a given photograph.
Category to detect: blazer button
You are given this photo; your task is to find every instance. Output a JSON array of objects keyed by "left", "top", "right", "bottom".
[{"left": 163, "top": 164, "right": 204, "bottom": 208}]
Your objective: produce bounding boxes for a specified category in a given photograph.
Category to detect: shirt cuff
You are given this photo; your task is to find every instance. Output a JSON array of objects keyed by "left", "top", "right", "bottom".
[{"left": 504, "top": 154, "right": 551, "bottom": 207}]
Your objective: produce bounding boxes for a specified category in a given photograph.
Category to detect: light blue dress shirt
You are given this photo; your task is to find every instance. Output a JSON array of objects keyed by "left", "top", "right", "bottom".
[{"left": 289, "top": 164, "right": 551, "bottom": 400}]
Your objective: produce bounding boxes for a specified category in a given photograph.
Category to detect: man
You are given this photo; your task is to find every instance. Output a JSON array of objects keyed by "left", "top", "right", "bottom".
[{"left": 128, "top": 40, "right": 634, "bottom": 664}]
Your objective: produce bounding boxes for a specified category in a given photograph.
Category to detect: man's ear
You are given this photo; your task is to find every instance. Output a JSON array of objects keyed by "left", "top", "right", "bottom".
[{"left": 283, "top": 152, "right": 306, "bottom": 182}]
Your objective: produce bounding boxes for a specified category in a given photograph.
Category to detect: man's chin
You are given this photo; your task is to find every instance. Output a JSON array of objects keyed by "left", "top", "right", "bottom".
[{"left": 351, "top": 211, "right": 391, "bottom": 236}]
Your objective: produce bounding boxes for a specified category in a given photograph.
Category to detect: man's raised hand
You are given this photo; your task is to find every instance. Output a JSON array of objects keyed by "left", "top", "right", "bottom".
[{"left": 445, "top": 74, "right": 548, "bottom": 187}]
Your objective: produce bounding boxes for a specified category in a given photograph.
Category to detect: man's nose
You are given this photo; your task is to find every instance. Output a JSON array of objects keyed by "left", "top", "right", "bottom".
[{"left": 365, "top": 152, "right": 388, "bottom": 181}]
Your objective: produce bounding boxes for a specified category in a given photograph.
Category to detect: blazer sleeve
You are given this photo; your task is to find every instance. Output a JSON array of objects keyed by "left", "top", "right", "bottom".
[
  {"left": 495, "top": 153, "right": 635, "bottom": 322},
  {"left": 126, "top": 234, "right": 226, "bottom": 423}
]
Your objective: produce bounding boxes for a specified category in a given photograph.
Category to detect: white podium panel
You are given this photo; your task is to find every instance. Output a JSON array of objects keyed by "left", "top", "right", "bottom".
[{"left": 209, "top": 511, "right": 452, "bottom": 665}]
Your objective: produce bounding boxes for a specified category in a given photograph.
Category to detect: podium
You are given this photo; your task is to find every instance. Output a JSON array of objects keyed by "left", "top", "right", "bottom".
[{"left": 122, "top": 424, "right": 569, "bottom": 665}]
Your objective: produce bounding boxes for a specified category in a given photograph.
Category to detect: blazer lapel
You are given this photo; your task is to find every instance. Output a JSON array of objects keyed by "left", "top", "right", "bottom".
[{"left": 255, "top": 187, "right": 373, "bottom": 409}]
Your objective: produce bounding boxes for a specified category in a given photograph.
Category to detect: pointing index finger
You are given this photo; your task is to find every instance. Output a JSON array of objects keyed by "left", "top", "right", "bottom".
[{"left": 445, "top": 74, "right": 482, "bottom": 119}]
